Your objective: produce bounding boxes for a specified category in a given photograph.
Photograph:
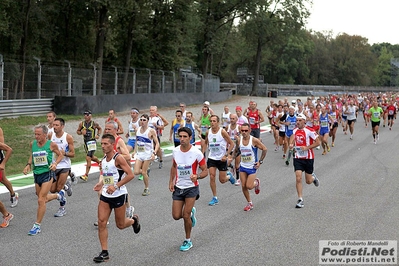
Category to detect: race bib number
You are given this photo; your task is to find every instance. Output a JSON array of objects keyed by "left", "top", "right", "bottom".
[
  {"left": 201, "top": 125, "right": 208, "bottom": 134},
  {"left": 33, "top": 151, "right": 48, "bottom": 166},
  {"left": 129, "top": 129, "right": 136, "bottom": 138},
  {"left": 321, "top": 121, "right": 328, "bottom": 127},
  {"left": 295, "top": 147, "right": 308, "bottom": 159},
  {"left": 103, "top": 173, "right": 114, "bottom": 185},
  {"left": 241, "top": 153, "right": 253, "bottom": 163},
  {"left": 249, "top": 117, "right": 255, "bottom": 125},
  {"left": 177, "top": 165, "right": 192, "bottom": 179},
  {"left": 209, "top": 143, "right": 221, "bottom": 154},
  {"left": 174, "top": 131, "right": 179, "bottom": 139},
  {"left": 389, "top": 110, "right": 394, "bottom": 115},
  {"left": 288, "top": 124, "right": 295, "bottom": 130},
  {"left": 86, "top": 140, "right": 96, "bottom": 151},
  {"left": 373, "top": 112, "right": 380, "bottom": 118},
  {"left": 137, "top": 143, "right": 145, "bottom": 153}
]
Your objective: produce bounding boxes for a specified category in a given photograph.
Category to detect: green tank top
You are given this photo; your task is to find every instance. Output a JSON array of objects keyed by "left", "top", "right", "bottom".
[
  {"left": 32, "top": 140, "right": 52, "bottom": 175},
  {"left": 200, "top": 114, "right": 211, "bottom": 137}
]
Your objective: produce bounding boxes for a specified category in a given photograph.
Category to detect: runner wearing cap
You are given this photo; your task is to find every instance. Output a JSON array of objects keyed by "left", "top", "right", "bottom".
[
  {"left": 289, "top": 113, "right": 320, "bottom": 209},
  {"left": 76, "top": 110, "right": 102, "bottom": 181},
  {"left": 203, "top": 101, "right": 215, "bottom": 115}
]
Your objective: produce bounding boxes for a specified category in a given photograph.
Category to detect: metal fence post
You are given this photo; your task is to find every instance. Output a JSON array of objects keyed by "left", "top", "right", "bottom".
[
  {"left": 199, "top": 74, "right": 205, "bottom": 93},
  {"left": 0, "top": 54, "right": 3, "bottom": 100},
  {"left": 131, "top": 67, "right": 136, "bottom": 94},
  {"left": 90, "top": 63, "right": 97, "bottom": 96},
  {"left": 112, "top": 65, "right": 118, "bottom": 95},
  {"left": 147, "top": 68, "right": 151, "bottom": 94},
  {"left": 160, "top": 70, "right": 165, "bottom": 93},
  {"left": 33, "top": 57, "right": 41, "bottom": 99},
  {"left": 64, "top": 60, "right": 72, "bottom": 96},
  {"left": 171, "top": 71, "right": 176, "bottom": 93}
]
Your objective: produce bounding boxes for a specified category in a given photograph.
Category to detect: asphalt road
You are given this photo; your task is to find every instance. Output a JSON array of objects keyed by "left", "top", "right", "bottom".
[{"left": 1, "top": 117, "right": 398, "bottom": 266}]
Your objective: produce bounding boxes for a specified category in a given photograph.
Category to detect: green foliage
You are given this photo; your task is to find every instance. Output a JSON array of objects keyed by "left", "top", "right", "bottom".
[{"left": 0, "top": 0, "right": 397, "bottom": 89}]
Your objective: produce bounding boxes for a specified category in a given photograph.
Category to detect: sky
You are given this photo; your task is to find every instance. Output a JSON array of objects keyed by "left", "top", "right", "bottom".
[{"left": 306, "top": 0, "right": 399, "bottom": 45}]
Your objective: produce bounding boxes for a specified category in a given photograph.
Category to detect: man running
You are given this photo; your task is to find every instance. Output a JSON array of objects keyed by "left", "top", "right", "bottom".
[
  {"left": 169, "top": 127, "right": 208, "bottom": 251},
  {"left": 289, "top": 114, "right": 320, "bottom": 209},
  {"left": 0, "top": 127, "right": 18, "bottom": 207},
  {"left": 105, "top": 109, "right": 124, "bottom": 135},
  {"left": 126, "top": 108, "right": 140, "bottom": 153},
  {"left": 368, "top": 100, "right": 383, "bottom": 144},
  {"left": 204, "top": 115, "right": 235, "bottom": 206},
  {"left": 23, "top": 125, "right": 66, "bottom": 235},
  {"left": 92, "top": 134, "right": 140, "bottom": 263},
  {"left": 51, "top": 118, "right": 75, "bottom": 217},
  {"left": 234, "top": 123, "right": 267, "bottom": 211},
  {"left": 76, "top": 110, "right": 102, "bottom": 181}
]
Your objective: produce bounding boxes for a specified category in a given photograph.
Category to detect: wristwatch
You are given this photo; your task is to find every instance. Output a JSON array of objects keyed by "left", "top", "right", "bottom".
[
  {"left": 259, "top": 160, "right": 263, "bottom": 164},
  {"left": 114, "top": 184, "right": 119, "bottom": 189}
]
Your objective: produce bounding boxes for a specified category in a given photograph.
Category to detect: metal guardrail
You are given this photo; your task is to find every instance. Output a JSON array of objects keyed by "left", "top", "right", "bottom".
[{"left": 0, "top": 98, "right": 53, "bottom": 119}]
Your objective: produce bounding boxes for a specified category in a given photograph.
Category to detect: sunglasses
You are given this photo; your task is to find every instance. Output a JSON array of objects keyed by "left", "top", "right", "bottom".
[
  {"left": 84, "top": 113, "right": 90, "bottom": 116},
  {"left": 180, "top": 106, "right": 185, "bottom": 108},
  {"left": 241, "top": 130, "right": 249, "bottom": 132},
  {"left": 140, "top": 119, "right": 147, "bottom": 121}
]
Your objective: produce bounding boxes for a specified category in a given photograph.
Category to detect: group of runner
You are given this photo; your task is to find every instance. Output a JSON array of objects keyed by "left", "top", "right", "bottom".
[{"left": 1, "top": 92, "right": 397, "bottom": 260}]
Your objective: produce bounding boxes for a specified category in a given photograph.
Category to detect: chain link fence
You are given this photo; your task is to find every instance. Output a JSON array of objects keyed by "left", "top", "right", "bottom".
[{"left": 0, "top": 56, "right": 220, "bottom": 100}]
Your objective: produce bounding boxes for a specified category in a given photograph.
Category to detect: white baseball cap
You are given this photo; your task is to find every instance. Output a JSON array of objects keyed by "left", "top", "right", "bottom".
[
  {"left": 203, "top": 101, "right": 210, "bottom": 105},
  {"left": 296, "top": 113, "right": 306, "bottom": 120}
]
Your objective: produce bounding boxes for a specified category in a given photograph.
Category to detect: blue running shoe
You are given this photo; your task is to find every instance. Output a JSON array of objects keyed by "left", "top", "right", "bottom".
[
  {"left": 28, "top": 223, "right": 41, "bottom": 235},
  {"left": 208, "top": 197, "right": 219, "bottom": 206},
  {"left": 191, "top": 207, "right": 197, "bottom": 227},
  {"left": 58, "top": 189, "right": 67, "bottom": 205},
  {"left": 180, "top": 240, "right": 193, "bottom": 251},
  {"left": 227, "top": 172, "right": 235, "bottom": 184}
]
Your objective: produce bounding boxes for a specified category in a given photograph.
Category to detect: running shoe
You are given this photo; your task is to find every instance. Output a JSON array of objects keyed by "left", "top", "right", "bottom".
[
  {"left": 377, "top": 134, "right": 379, "bottom": 140},
  {"left": 243, "top": 202, "right": 253, "bottom": 211},
  {"left": 274, "top": 146, "right": 278, "bottom": 152},
  {"left": 132, "top": 214, "right": 141, "bottom": 234},
  {"left": 70, "top": 172, "right": 78, "bottom": 184},
  {"left": 80, "top": 174, "right": 88, "bottom": 182},
  {"left": 10, "top": 192, "right": 19, "bottom": 208},
  {"left": 126, "top": 205, "right": 135, "bottom": 218},
  {"left": 282, "top": 154, "right": 286, "bottom": 159},
  {"left": 0, "top": 213, "right": 14, "bottom": 228},
  {"left": 312, "top": 173, "right": 320, "bottom": 187},
  {"left": 191, "top": 207, "right": 197, "bottom": 227},
  {"left": 28, "top": 223, "right": 41, "bottom": 235},
  {"left": 65, "top": 179, "right": 73, "bottom": 196},
  {"left": 179, "top": 240, "right": 193, "bottom": 252},
  {"left": 234, "top": 179, "right": 241, "bottom": 186},
  {"left": 374, "top": 139, "right": 377, "bottom": 144},
  {"left": 142, "top": 188, "right": 150, "bottom": 196},
  {"left": 255, "top": 178, "right": 260, "bottom": 194},
  {"left": 350, "top": 135, "right": 353, "bottom": 140},
  {"left": 227, "top": 172, "right": 235, "bottom": 184},
  {"left": 159, "top": 161, "right": 163, "bottom": 169},
  {"left": 295, "top": 199, "right": 304, "bottom": 208},
  {"left": 208, "top": 197, "right": 219, "bottom": 206},
  {"left": 332, "top": 142, "right": 335, "bottom": 147},
  {"left": 316, "top": 145, "right": 320, "bottom": 150},
  {"left": 58, "top": 189, "right": 67, "bottom": 205},
  {"left": 54, "top": 207, "right": 66, "bottom": 217},
  {"left": 138, "top": 174, "right": 143, "bottom": 180},
  {"left": 93, "top": 251, "right": 109, "bottom": 263},
  {"left": 327, "top": 145, "right": 330, "bottom": 152}
]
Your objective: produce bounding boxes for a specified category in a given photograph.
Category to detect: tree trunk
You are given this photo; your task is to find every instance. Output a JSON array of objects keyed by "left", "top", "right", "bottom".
[
  {"left": 19, "top": 0, "right": 32, "bottom": 99},
  {"left": 122, "top": 15, "right": 135, "bottom": 94},
  {"left": 251, "top": 36, "right": 262, "bottom": 96},
  {"left": 94, "top": 4, "right": 108, "bottom": 95}
]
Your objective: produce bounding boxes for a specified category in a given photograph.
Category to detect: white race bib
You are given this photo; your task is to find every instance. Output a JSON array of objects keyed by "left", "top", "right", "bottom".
[
  {"left": 33, "top": 151, "right": 48, "bottom": 166},
  {"left": 295, "top": 147, "right": 308, "bottom": 159},
  {"left": 86, "top": 140, "right": 97, "bottom": 151}
]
